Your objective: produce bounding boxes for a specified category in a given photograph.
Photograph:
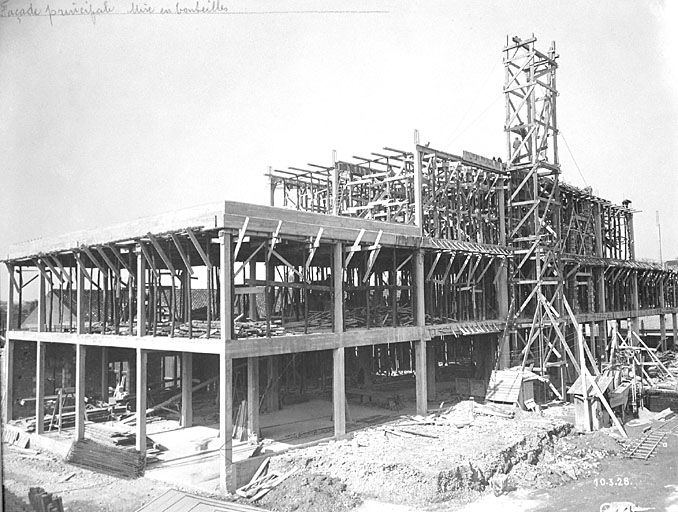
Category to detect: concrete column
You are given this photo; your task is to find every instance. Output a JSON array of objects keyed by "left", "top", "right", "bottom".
[
  {"left": 75, "top": 344, "right": 86, "bottom": 441},
  {"left": 414, "top": 249, "right": 428, "bottom": 415},
  {"left": 426, "top": 342, "right": 436, "bottom": 402},
  {"left": 672, "top": 313, "right": 677, "bottom": 350},
  {"left": 247, "top": 356, "right": 259, "bottom": 440},
  {"left": 101, "top": 347, "right": 109, "bottom": 402},
  {"left": 333, "top": 348, "right": 346, "bottom": 437},
  {"left": 35, "top": 342, "right": 45, "bottom": 434},
  {"left": 219, "top": 231, "right": 235, "bottom": 494},
  {"left": 2, "top": 339, "right": 13, "bottom": 424},
  {"left": 74, "top": 257, "right": 87, "bottom": 441},
  {"left": 181, "top": 352, "right": 193, "bottom": 428},
  {"left": 137, "top": 249, "right": 146, "bottom": 337},
  {"left": 135, "top": 348, "right": 147, "bottom": 454},
  {"left": 332, "top": 242, "right": 346, "bottom": 437},
  {"left": 219, "top": 354, "right": 234, "bottom": 493},
  {"left": 35, "top": 264, "right": 47, "bottom": 435},
  {"left": 3, "top": 264, "right": 14, "bottom": 424}
]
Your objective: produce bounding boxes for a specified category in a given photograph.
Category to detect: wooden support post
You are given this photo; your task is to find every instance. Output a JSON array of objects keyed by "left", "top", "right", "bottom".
[
  {"left": 331, "top": 150, "right": 339, "bottom": 216},
  {"left": 673, "top": 312, "right": 677, "bottom": 350},
  {"left": 35, "top": 342, "right": 45, "bottom": 434},
  {"left": 38, "top": 263, "right": 46, "bottom": 333},
  {"left": 3, "top": 264, "right": 15, "bottom": 424},
  {"left": 247, "top": 357, "right": 259, "bottom": 441},
  {"left": 75, "top": 344, "right": 86, "bottom": 441},
  {"left": 135, "top": 348, "right": 147, "bottom": 454},
  {"left": 413, "top": 131, "right": 424, "bottom": 235},
  {"left": 414, "top": 248, "right": 427, "bottom": 415},
  {"left": 333, "top": 243, "right": 344, "bottom": 333},
  {"left": 128, "top": 266, "right": 135, "bottom": 335},
  {"left": 333, "top": 347, "right": 346, "bottom": 438},
  {"left": 630, "top": 270, "right": 639, "bottom": 342},
  {"left": 219, "top": 231, "right": 235, "bottom": 494},
  {"left": 137, "top": 249, "right": 146, "bottom": 337},
  {"left": 181, "top": 352, "right": 193, "bottom": 428},
  {"left": 659, "top": 277, "right": 666, "bottom": 351},
  {"left": 249, "top": 260, "right": 259, "bottom": 321},
  {"left": 101, "top": 347, "right": 109, "bottom": 402}
]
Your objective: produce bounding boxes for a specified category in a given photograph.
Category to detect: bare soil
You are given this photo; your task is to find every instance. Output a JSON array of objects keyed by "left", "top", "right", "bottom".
[{"left": 3, "top": 403, "right": 675, "bottom": 512}]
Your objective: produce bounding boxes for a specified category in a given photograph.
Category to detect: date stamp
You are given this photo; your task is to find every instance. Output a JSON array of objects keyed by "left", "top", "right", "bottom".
[{"left": 594, "top": 477, "right": 631, "bottom": 487}]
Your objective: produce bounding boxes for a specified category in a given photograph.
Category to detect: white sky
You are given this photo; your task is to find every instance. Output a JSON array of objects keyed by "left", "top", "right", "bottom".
[{"left": 1, "top": 0, "right": 677, "bottom": 298}]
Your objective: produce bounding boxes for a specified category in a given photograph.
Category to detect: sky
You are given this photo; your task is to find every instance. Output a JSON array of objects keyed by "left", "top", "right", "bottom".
[{"left": 1, "top": 0, "right": 677, "bottom": 298}]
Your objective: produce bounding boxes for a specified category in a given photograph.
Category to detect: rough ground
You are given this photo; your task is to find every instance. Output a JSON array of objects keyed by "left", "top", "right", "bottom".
[
  {"left": 261, "top": 403, "right": 576, "bottom": 509},
  {"left": 2, "top": 402, "right": 673, "bottom": 512},
  {"left": 1, "top": 444, "right": 170, "bottom": 512}
]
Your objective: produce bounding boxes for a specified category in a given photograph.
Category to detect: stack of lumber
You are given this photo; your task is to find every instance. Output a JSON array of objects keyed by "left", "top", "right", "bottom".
[
  {"left": 86, "top": 423, "right": 165, "bottom": 464},
  {"left": 3, "top": 426, "right": 31, "bottom": 448},
  {"left": 235, "top": 458, "right": 296, "bottom": 501},
  {"left": 19, "top": 406, "right": 111, "bottom": 433},
  {"left": 232, "top": 400, "right": 248, "bottom": 441},
  {"left": 28, "top": 487, "right": 64, "bottom": 512},
  {"left": 66, "top": 438, "right": 146, "bottom": 478}
]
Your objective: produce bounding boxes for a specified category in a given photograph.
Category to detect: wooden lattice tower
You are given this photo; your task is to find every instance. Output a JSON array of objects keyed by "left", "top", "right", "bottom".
[{"left": 504, "top": 35, "right": 569, "bottom": 393}]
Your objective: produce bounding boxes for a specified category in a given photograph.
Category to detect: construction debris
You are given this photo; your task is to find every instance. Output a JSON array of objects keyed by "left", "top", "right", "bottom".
[
  {"left": 235, "top": 458, "right": 297, "bottom": 501},
  {"left": 28, "top": 487, "right": 64, "bottom": 512}
]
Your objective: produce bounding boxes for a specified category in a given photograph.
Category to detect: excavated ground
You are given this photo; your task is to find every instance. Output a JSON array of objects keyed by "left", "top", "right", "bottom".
[
  {"left": 2, "top": 402, "right": 636, "bottom": 512},
  {"left": 257, "top": 403, "right": 578, "bottom": 510}
]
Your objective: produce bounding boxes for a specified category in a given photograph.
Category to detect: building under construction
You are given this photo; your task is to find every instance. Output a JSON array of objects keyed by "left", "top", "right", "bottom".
[{"left": 2, "top": 35, "right": 677, "bottom": 493}]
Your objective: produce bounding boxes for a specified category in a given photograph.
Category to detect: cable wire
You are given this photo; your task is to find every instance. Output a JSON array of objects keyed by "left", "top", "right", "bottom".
[{"left": 560, "top": 130, "right": 588, "bottom": 188}]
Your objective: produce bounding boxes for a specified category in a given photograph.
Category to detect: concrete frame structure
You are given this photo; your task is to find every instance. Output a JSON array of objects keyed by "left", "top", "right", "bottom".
[{"left": 2, "top": 35, "right": 678, "bottom": 494}]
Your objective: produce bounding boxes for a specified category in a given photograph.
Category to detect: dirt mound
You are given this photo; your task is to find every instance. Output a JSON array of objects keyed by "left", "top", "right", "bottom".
[
  {"left": 509, "top": 429, "right": 624, "bottom": 489},
  {"left": 257, "top": 473, "right": 361, "bottom": 512},
  {"left": 266, "top": 409, "right": 573, "bottom": 508}
]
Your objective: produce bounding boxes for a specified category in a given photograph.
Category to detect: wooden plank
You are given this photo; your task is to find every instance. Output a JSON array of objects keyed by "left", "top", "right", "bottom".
[
  {"left": 170, "top": 234, "right": 194, "bottom": 275},
  {"left": 185, "top": 228, "right": 212, "bottom": 270},
  {"left": 94, "top": 246, "right": 122, "bottom": 281},
  {"left": 233, "top": 217, "right": 250, "bottom": 261},
  {"left": 147, "top": 233, "right": 178, "bottom": 277}
]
